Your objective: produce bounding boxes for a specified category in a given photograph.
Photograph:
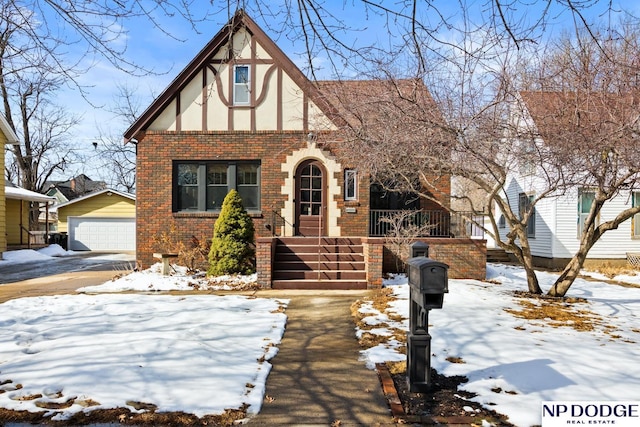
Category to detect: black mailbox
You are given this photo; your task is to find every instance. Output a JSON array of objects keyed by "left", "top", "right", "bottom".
[
  {"left": 408, "top": 257, "right": 448, "bottom": 293},
  {"left": 406, "top": 257, "right": 449, "bottom": 392},
  {"left": 410, "top": 241, "right": 429, "bottom": 258}
]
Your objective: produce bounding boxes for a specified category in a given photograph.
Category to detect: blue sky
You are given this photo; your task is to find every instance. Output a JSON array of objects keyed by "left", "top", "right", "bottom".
[{"left": 58, "top": 0, "right": 635, "bottom": 181}]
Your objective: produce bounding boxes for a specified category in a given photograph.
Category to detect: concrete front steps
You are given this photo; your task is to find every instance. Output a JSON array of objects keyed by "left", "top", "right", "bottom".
[
  {"left": 487, "top": 248, "right": 512, "bottom": 263},
  {"left": 271, "top": 237, "right": 368, "bottom": 289}
]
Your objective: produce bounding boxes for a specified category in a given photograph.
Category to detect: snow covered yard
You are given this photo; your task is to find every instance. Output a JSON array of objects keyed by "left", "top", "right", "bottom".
[
  {"left": 0, "top": 246, "right": 288, "bottom": 423},
  {"left": 356, "top": 264, "right": 640, "bottom": 427},
  {"left": 2, "top": 245, "right": 640, "bottom": 426}
]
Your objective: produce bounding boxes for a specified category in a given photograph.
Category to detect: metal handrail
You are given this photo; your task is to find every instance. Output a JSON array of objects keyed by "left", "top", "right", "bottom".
[{"left": 267, "top": 209, "right": 296, "bottom": 237}]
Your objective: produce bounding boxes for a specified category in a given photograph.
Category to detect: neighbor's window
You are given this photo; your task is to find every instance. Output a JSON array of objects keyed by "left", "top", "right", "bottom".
[
  {"left": 234, "top": 65, "right": 250, "bottom": 105},
  {"left": 344, "top": 169, "right": 357, "bottom": 201},
  {"left": 578, "top": 189, "right": 596, "bottom": 237},
  {"left": 518, "top": 192, "right": 535, "bottom": 238},
  {"left": 498, "top": 214, "right": 506, "bottom": 229},
  {"left": 633, "top": 191, "right": 640, "bottom": 237},
  {"left": 174, "top": 161, "right": 260, "bottom": 212}
]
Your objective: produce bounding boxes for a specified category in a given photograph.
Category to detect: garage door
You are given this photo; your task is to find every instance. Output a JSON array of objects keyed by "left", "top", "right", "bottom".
[{"left": 68, "top": 217, "right": 136, "bottom": 251}]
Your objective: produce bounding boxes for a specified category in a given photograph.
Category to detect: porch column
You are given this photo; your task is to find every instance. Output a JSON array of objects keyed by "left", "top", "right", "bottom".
[
  {"left": 256, "top": 237, "right": 276, "bottom": 289},
  {"left": 362, "top": 237, "right": 384, "bottom": 289}
]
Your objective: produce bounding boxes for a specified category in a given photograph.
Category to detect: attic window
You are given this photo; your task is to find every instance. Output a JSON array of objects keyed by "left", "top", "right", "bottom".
[{"left": 234, "top": 65, "right": 250, "bottom": 105}]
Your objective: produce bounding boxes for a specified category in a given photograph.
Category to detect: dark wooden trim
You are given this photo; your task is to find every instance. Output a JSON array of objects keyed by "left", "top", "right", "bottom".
[
  {"left": 175, "top": 93, "right": 181, "bottom": 131},
  {"left": 277, "top": 67, "right": 283, "bottom": 131},
  {"left": 201, "top": 69, "right": 207, "bottom": 131},
  {"left": 251, "top": 36, "right": 257, "bottom": 132},
  {"left": 303, "top": 92, "right": 308, "bottom": 130},
  {"left": 123, "top": 10, "right": 340, "bottom": 142},
  {"left": 228, "top": 61, "right": 234, "bottom": 130}
]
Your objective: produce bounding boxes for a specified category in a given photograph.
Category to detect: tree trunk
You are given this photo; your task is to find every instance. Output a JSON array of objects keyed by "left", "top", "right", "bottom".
[
  {"left": 548, "top": 208, "right": 601, "bottom": 297},
  {"left": 521, "top": 251, "right": 542, "bottom": 294},
  {"left": 548, "top": 254, "right": 585, "bottom": 297},
  {"left": 509, "top": 227, "right": 542, "bottom": 294}
]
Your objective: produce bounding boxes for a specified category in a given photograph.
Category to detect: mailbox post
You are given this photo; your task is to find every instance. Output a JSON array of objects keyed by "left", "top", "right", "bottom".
[{"left": 406, "top": 254, "right": 449, "bottom": 392}]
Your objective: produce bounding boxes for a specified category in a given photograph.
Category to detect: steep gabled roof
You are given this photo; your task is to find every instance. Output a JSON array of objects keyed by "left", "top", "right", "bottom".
[
  {"left": 124, "top": 10, "right": 338, "bottom": 142},
  {"left": 316, "top": 78, "right": 445, "bottom": 129},
  {"left": 519, "top": 90, "right": 640, "bottom": 144},
  {"left": 44, "top": 174, "right": 107, "bottom": 201}
]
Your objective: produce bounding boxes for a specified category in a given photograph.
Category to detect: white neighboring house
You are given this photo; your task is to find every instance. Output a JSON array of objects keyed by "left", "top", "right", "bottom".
[{"left": 494, "top": 91, "right": 640, "bottom": 269}]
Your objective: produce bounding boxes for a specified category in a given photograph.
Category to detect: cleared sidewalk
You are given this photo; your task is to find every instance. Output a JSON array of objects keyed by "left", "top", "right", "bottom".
[{"left": 249, "top": 290, "right": 396, "bottom": 426}]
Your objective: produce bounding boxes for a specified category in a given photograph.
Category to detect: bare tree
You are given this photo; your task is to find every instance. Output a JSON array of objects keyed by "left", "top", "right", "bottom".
[
  {"left": 80, "top": 84, "right": 144, "bottom": 193},
  {"left": 329, "top": 18, "right": 640, "bottom": 297},
  {"left": 1, "top": 2, "right": 80, "bottom": 196},
  {"left": 519, "top": 26, "right": 640, "bottom": 296}
]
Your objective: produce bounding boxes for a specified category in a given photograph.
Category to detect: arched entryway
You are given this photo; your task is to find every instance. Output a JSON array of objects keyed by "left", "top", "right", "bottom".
[{"left": 295, "top": 159, "right": 327, "bottom": 236}]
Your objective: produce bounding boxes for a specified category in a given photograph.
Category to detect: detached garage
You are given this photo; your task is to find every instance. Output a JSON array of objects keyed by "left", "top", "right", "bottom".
[{"left": 57, "top": 189, "right": 136, "bottom": 251}]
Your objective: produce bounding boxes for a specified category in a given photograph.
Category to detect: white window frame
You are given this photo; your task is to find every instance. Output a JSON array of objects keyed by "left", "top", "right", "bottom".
[
  {"left": 233, "top": 65, "right": 250, "bottom": 105},
  {"left": 344, "top": 169, "right": 357, "bottom": 201},
  {"left": 518, "top": 192, "right": 535, "bottom": 238},
  {"left": 578, "top": 189, "right": 596, "bottom": 237}
]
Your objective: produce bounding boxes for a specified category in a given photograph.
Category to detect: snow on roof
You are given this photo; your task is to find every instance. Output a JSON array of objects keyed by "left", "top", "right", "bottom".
[
  {"left": 0, "top": 115, "right": 18, "bottom": 145},
  {"left": 5, "top": 186, "right": 55, "bottom": 203}
]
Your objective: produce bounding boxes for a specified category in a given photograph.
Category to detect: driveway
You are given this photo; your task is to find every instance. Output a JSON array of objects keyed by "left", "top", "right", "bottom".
[
  {"left": 0, "top": 252, "right": 137, "bottom": 303},
  {"left": 0, "top": 252, "right": 136, "bottom": 284}
]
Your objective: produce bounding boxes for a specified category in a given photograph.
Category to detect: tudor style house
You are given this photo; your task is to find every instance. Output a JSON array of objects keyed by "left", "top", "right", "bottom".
[{"left": 125, "top": 10, "right": 486, "bottom": 288}]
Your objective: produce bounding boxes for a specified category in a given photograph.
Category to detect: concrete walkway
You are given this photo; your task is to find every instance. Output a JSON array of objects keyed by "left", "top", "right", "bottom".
[
  {"left": 0, "top": 270, "right": 396, "bottom": 425},
  {"left": 249, "top": 290, "right": 395, "bottom": 426}
]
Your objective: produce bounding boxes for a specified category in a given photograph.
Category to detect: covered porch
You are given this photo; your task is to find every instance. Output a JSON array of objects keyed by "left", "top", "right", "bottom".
[{"left": 5, "top": 185, "right": 55, "bottom": 251}]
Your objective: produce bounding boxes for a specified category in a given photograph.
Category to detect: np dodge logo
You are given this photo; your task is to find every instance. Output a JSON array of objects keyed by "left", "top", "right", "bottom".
[{"left": 542, "top": 402, "right": 640, "bottom": 426}]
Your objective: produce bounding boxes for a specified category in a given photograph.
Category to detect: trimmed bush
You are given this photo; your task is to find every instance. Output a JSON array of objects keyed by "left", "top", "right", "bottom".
[{"left": 207, "top": 189, "right": 256, "bottom": 276}]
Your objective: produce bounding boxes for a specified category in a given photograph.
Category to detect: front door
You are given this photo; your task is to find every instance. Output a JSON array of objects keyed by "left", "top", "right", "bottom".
[{"left": 296, "top": 160, "right": 326, "bottom": 236}]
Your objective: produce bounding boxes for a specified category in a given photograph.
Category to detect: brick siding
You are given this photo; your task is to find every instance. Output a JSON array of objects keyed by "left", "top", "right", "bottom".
[
  {"left": 136, "top": 130, "right": 374, "bottom": 268},
  {"left": 383, "top": 238, "right": 487, "bottom": 280}
]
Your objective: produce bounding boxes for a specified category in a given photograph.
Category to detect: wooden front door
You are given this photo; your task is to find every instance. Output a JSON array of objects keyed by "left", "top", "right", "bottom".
[{"left": 296, "top": 160, "right": 326, "bottom": 236}]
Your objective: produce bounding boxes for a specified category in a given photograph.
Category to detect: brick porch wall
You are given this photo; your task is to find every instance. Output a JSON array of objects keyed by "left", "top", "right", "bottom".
[
  {"left": 383, "top": 238, "right": 487, "bottom": 280},
  {"left": 256, "top": 237, "right": 486, "bottom": 288}
]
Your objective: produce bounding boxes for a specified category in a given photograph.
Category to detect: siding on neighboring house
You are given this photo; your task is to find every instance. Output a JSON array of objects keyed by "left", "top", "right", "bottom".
[
  {"left": 498, "top": 178, "right": 640, "bottom": 265},
  {"left": 552, "top": 188, "right": 640, "bottom": 259},
  {"left": 57, "top": 192, "right": 135, "bottom": 233},
  {"left": 5, "top": 199, "right": 29, "bottom": 245},
  {"left": 0, "top": 133, "right": 6, "bottom": 254}
]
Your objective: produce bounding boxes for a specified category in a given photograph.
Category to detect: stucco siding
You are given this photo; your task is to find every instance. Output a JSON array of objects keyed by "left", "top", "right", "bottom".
[
  {"left": 149, "top": 99, "right": 177, "bottom": 131},
  {"left": 282, "top": 74, "right": 305, "bottom": 130},
  {"left": 180, "top": 75, "right": 204, "bottom": 131},
  {"left": 58, "top": 194, "right": 135, "bottom": 233}
]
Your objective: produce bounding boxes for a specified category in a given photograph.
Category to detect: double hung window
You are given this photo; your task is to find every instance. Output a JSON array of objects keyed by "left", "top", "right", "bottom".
[
  {"left": 577, "top": 189, "right": 595, "bottom": 237},
  {"left": 234, "top": 65, "right": 250, "bottom": 105},
  {"left": 518, "top": 192, "right": 535, "bottom": 237}
]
